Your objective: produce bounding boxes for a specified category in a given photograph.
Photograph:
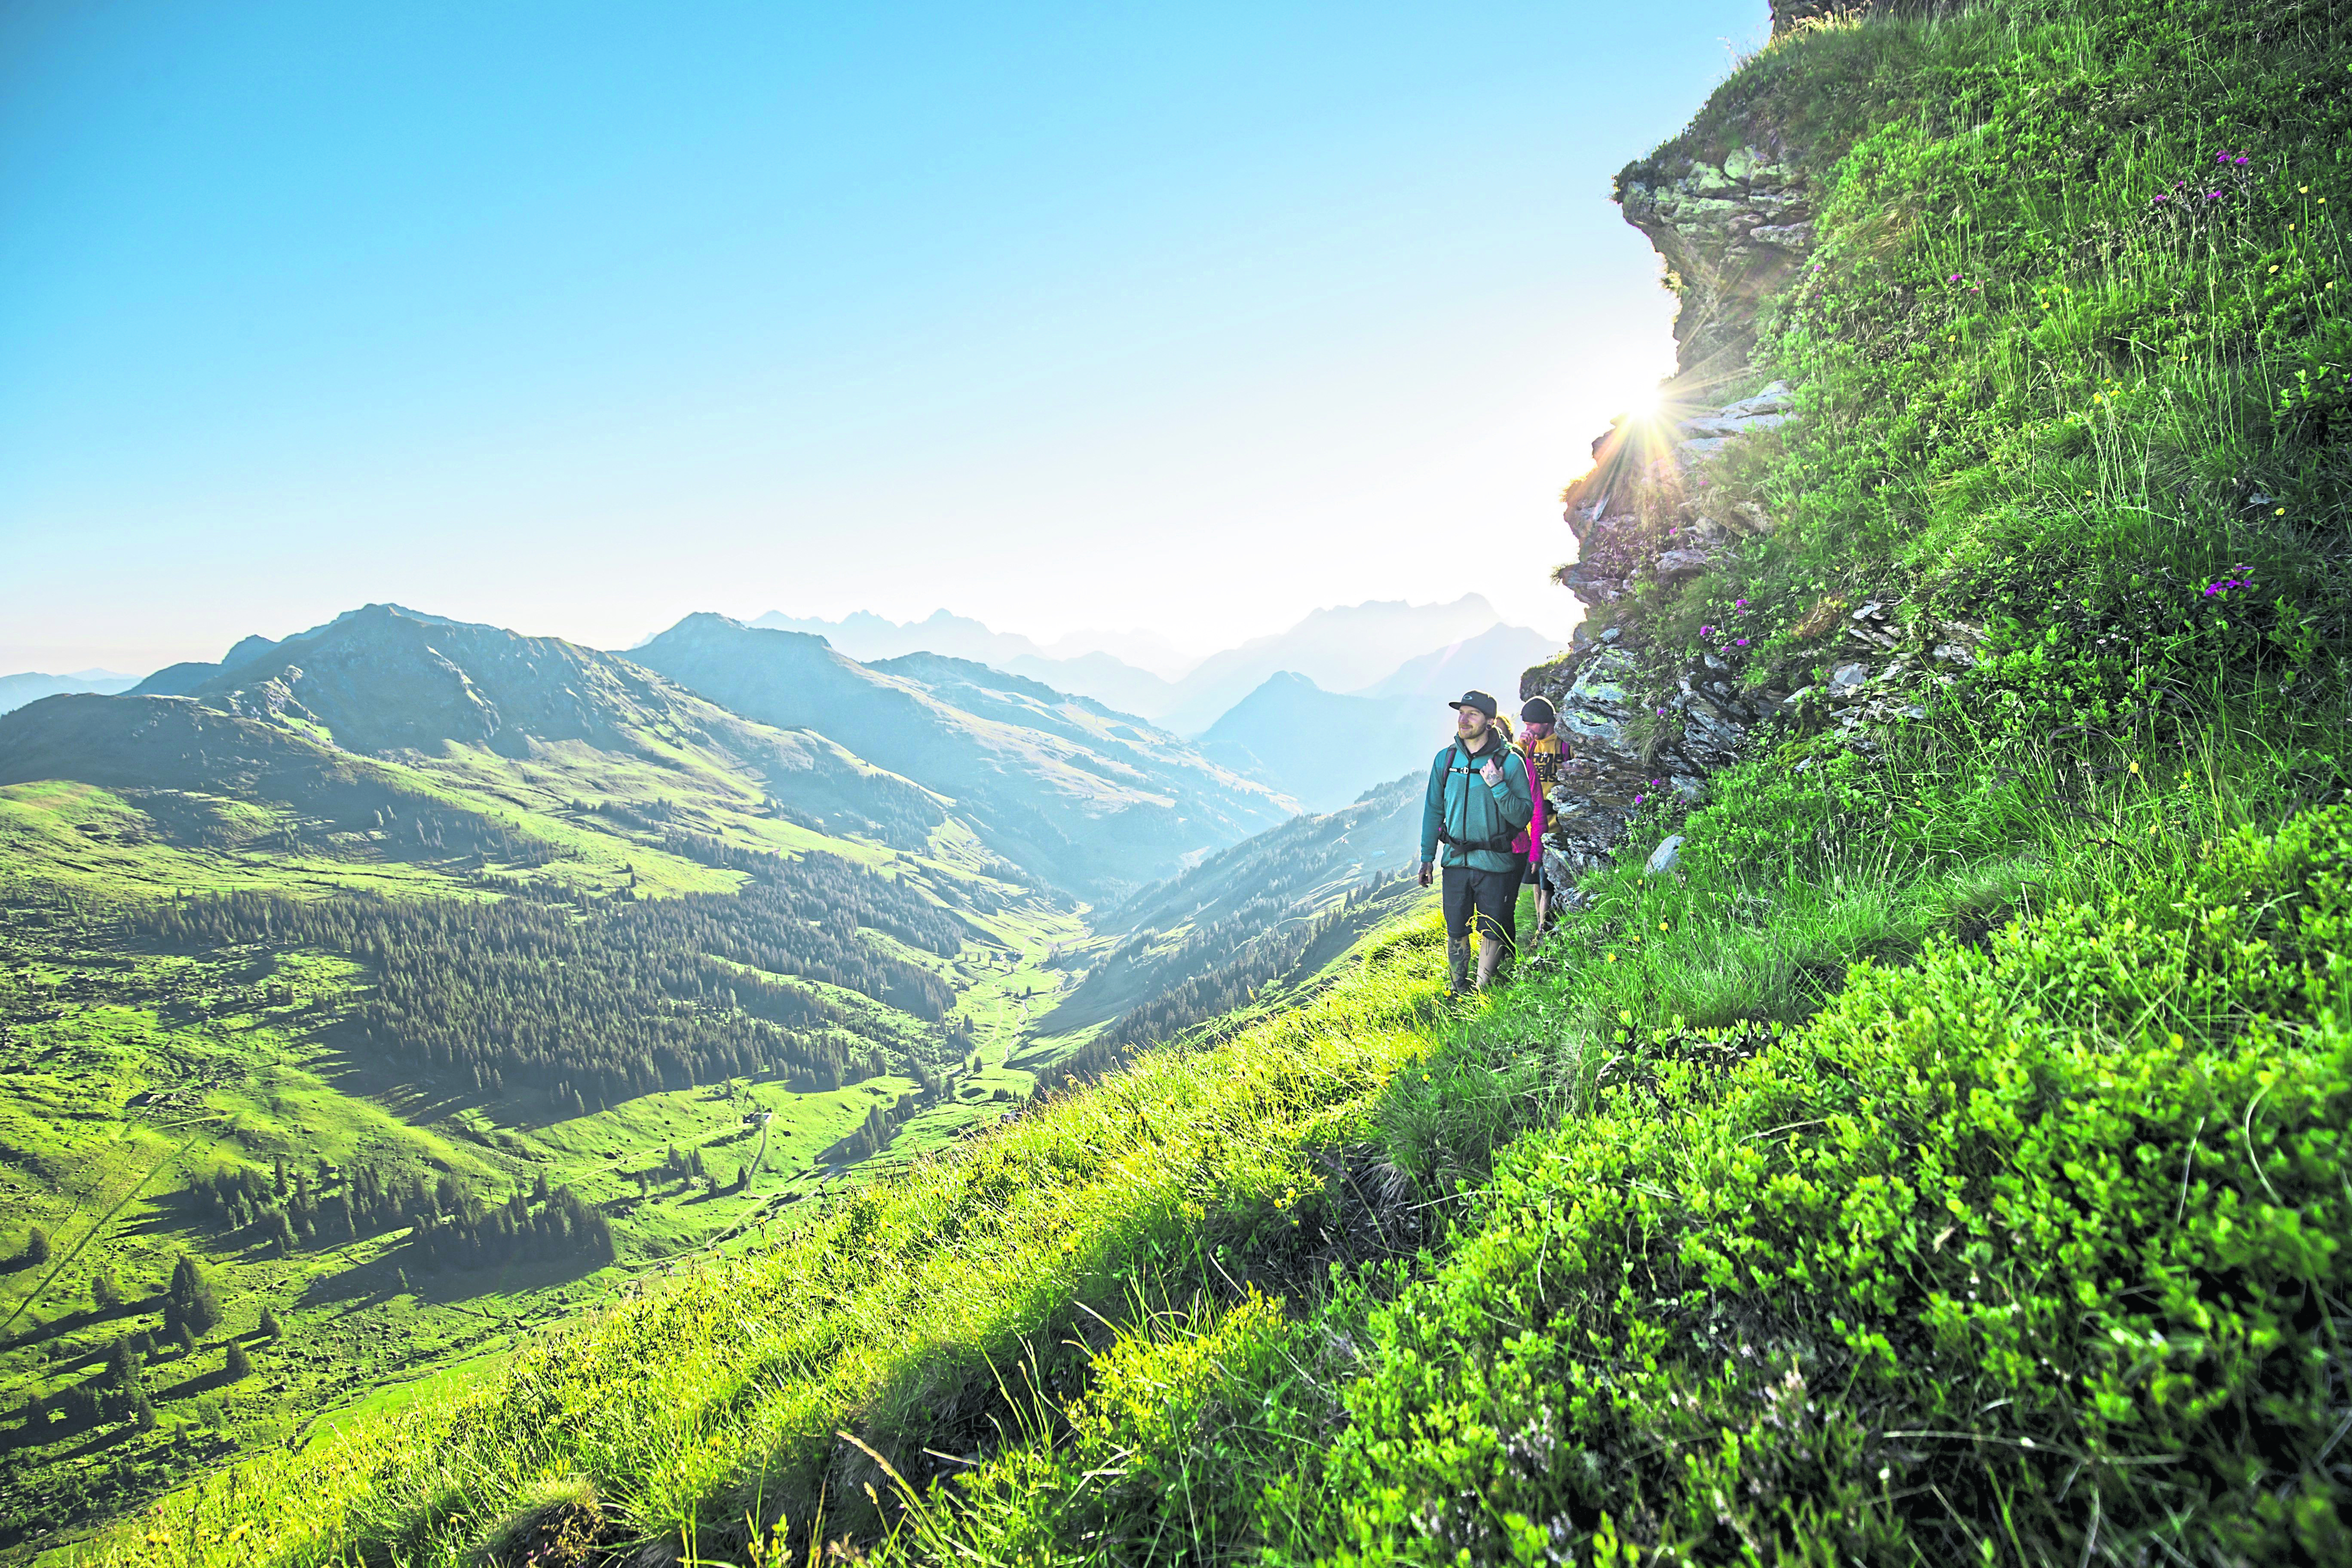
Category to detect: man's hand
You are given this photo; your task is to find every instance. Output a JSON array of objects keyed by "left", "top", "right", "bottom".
[
  {"left": 1479, "top": 758, "right": 1503, "bottom": 786},
  {"left": 1418, "top": 861, "right": 1433, "bottom": 888}
]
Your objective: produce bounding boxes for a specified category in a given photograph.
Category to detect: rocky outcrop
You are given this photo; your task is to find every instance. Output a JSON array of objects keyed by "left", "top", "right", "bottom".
[
  {"left": 1524, "top": 598, "right": 1796, "bottom": 879},
  {"left": 1617, "top": 146, "right": 1812, "bottom": 386},
  {"left": 1520, "top": 123, "right": 1826, "bottom": 873}
]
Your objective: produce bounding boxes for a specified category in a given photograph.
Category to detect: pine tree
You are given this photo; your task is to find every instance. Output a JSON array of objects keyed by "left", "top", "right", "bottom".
[
  {"left": 223, "top": 1341, "right": 251, "bottom": 1381},
  {"left": 165, "top": 1254, "right": 220, "bottom": 1337},
  {"left": 22, "top": 1226, "right": 48, "bottom": 1265},
  {"left": 258, "top": 1308, "right": 283, "bottom": 1338},
  {"left": 91, "top": 1270, "right": 120, "bottom": 1311}
]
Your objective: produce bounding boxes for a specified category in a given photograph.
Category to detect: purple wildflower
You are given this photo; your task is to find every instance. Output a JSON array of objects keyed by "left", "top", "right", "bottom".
[
  {"left": 1735, "top": 638, "right": 1749, "bottom": 646},
  {"left": 2233, "top": 154, "right": 2249, "bottom": 165},
  {"left": 2153, "top": 193, "right": 2168, "bottom": 202},
  {"left": 1699, "top": 625, "right": 1715, "bottom": 637}
]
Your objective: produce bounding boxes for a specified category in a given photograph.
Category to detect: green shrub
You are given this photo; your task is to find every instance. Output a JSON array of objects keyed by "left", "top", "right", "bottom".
[{"left": 1314, "top": 808, "right": 2349, "bottom": 1563}]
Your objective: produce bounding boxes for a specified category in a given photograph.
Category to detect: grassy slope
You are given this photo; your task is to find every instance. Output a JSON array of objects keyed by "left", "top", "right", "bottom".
[
  {"left": 49, "top": 1, "right": 2352, "bottom": 1563},
  {"left": 0, "top": 707, "right": 1081, "bottom": 1556},
  {"left": 908, "top": 6, "right": 2352, "bottom": 1564},
  {"left": 60, "top": 922, "right": 1451, "bottom": 1567}
]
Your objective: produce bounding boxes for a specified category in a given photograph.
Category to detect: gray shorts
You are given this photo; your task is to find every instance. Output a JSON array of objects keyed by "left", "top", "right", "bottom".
[{"left": 1441, "top": 865, "right": 1517, "bottom": 946}]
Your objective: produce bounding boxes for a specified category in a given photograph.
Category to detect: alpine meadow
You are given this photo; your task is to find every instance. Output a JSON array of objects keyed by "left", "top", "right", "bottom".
[{"left": 3, "top": 0, "right": 2349, "bottom": 1564}]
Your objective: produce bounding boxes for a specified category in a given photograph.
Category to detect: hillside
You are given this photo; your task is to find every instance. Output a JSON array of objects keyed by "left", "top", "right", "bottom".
[
  {"left": 31, "top": 1, "right": 2352, "bottom": 1564},
  {"left": 0, "top": 603, "right": 1336, "bottom": 1554},
  {"left": 1034, "top": 770, "right": 1427, "bottom": 1060},
  {"left": 0, "top": 613, "right": 1090, "bottom": 1552},
  {"left": 632, "top": 614, "right": 1294, "bottom": 900}
]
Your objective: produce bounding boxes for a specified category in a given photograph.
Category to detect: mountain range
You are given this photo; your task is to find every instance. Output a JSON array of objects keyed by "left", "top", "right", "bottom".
[
  {"left": 4, "top": 603, "right": 1292, "bottom": 906},
  {"left": 748, "top": 596, "right": 1565, "bottom": 736},
  {"left": 8, "top": 601, "right": 1565, "bottom": 849},
  {"left": 629, "top": 615, "right": 1290, "bottom": 897},
  {"left": 0, "top": 668, "right": 139, "bottom": 714}
]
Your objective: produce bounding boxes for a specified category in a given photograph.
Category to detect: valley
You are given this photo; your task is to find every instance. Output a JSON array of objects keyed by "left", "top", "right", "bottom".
[{"left": 0, "top": 603, "right": 1440, "bottom": 1556}]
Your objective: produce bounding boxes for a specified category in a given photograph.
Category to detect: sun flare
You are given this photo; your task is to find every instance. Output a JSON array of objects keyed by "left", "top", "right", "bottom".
[{"left": 1624, "top": 382, "right": 1665, "bottom": 421}]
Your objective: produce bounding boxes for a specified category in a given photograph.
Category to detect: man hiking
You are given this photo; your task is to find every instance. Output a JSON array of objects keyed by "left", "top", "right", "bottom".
[{"left": 1418, "top": 689, "right": 1534, "bottom": 994}]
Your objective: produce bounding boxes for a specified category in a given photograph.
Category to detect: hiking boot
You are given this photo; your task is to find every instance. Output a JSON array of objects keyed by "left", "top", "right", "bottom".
[{"left": 1446, "top": 935, "right": 1472, "bottom": 995}]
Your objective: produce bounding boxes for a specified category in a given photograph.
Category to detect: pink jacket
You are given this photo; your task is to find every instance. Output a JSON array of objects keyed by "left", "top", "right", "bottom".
[{"left": 1510, "top": 747, "right": 1546, "bottom": 867}]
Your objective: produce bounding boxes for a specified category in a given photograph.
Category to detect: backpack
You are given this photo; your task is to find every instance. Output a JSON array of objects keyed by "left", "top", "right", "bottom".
[
  {"left": 1524, "top": 728, "right": 1564, "bottom": 788},
  {"left": 1434, "top": 738, "right": 1525, "bottom": 855}
]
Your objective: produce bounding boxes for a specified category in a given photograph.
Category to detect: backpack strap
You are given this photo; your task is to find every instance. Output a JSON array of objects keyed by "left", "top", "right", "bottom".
[{"left": 1433, "top": 739, "right": 1518, "bottom": 854}]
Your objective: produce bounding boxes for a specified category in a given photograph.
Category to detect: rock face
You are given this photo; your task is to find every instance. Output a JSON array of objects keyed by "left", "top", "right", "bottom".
[
  {"left": 1515, "top": 8, "right": 1980, "bottom": 878},
  {"left": 1520, "top": 127, "right": 1824, "bottom": 873},
  {"left": 1618, "top": 134, "right": 1813, "bottom": 386}
]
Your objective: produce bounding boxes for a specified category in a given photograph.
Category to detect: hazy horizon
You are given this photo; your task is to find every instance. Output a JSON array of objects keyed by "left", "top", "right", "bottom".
[
  {"left": 32, "top": 588, "right": 1552, "bottom": 690},
  {"left": 3, "top": 0, "right": 1769, "bottom": 674}
]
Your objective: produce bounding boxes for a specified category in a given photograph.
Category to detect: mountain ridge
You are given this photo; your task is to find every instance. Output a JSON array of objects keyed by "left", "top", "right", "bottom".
[{"left": 632, "top": 612, "right": 1294, "bottom": 899}]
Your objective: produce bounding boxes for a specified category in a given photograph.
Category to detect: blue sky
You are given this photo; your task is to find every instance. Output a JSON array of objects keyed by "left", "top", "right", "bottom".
[{"left": 1, "top": 1, "right": 1767, "bottom": 674}]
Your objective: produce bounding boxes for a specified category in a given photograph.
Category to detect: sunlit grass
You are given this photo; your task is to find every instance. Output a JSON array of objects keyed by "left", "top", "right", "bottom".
[{"left": 83, "top": 919, "right": 1448, "bottom": 1566}]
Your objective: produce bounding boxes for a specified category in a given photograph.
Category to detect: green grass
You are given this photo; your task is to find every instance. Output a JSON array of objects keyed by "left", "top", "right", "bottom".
[
  {"left": 21, "top": 0, "right": 2352, "bottom": 1562},
  {"left": 0, "top": 760, "right": 1084, "bottom": 1558},
  {"left": 49, "top": 921, "right": 1448, "bottom": 1566}
]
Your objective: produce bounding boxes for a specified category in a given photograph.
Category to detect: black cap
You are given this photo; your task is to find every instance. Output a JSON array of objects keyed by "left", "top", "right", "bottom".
[
  {"left": 1448, "top": 690, "right": 1498, "bottom": 719},
  {"left": 1520, "top": 695, "right": 1557, "bottom": 725}
]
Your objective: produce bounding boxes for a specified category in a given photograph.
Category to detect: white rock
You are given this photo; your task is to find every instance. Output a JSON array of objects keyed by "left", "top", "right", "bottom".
[{"left": 1647, "top": 835, "right": 1685, "bottom": 875}]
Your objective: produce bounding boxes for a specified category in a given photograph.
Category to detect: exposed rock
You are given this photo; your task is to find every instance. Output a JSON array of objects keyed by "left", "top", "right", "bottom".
[
  {"left": 1646, "top": 834, "right": 1686, "bottom": 876},
  {"left": 1559, "top": 648, "right": 1641, "bottom": 754},
  {"left": 1617, "top": 137, "right": 1814, "bottom": 381},
  {"left": 1513, "top": 50, "right": 1952, "bottom": 888}
]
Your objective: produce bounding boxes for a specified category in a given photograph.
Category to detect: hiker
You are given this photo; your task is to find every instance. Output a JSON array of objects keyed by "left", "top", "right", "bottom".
[
  {"left": 1518, "top": 696, "right": 1566, "bottom": 938},
  {"left": 1418, "top": 689, "right": 1534, "bottom": 994}
]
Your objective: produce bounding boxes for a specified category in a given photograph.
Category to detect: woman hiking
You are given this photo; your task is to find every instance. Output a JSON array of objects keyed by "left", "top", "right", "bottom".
[
  {"left": 1517, "top": 695, "right": 1565, "bottom": 941},
  {"left": 1418, "top": 689, "right": 1534, "bottom": 994}
]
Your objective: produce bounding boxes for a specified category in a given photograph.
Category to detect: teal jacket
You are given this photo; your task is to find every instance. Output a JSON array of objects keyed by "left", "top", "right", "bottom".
[{"left": 1420, "top": 733, "right": 1534, "bottom": 875}]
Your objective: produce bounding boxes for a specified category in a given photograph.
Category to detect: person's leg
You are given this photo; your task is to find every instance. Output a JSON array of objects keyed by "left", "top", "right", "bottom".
[
  {"left": 1440, "top": 866, "right": 1474, "bottom": 993},
  {"left": 1471, "top": 870, "right": 1516, "bottom": 989}
]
